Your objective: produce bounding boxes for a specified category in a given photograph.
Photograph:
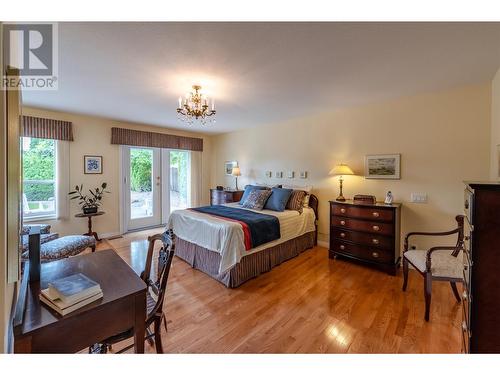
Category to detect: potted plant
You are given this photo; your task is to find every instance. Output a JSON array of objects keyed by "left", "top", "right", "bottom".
[{"left": 69, "top": 182, "right": 110, "bottom": 214}]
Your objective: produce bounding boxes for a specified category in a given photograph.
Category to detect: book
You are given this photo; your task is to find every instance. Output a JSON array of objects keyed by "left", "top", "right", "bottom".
[
  {"left": 48, "top": 273, "right": 101, "bottom": 305},
  {"left": 40, "top": 290, "right": 103, "bottom": 316}
]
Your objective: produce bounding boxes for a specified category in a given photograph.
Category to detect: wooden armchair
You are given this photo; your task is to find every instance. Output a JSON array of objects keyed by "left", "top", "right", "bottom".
[
  {"left": 402, "top": 215, "right": 464, "bottom": 321},
  {"left": 90, "top": 229, "right": 175, "bottom": 353}
]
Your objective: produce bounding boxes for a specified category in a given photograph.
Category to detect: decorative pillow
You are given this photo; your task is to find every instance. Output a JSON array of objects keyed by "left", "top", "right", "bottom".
[
  {"left": 242, "top": 189, "right": 272, "bottom": 210},
  {"left": 286, "top": 190, "right": 307, "bottom": 213},
  {"left": 282, "top": 185, "right": 313, "bottom": 207},
  {"left": 264, "top": 188, "right": 293, "bottom": 212},
  {"left": 239, "top": 185, "right": 269, "bottom": 205}
]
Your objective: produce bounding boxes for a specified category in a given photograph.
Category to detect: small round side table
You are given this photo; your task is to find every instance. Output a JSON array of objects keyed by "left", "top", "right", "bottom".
[{"left": 75, "top": 211, "right": 105, "bottom": 241}]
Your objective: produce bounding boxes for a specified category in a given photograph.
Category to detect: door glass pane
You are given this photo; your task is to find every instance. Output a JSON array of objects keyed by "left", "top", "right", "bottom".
[
  {"left": 170, "top": 151, "right": 190, "bottom": 212},
  {"left": 130, "top": 148, "right": 153, "bottom": 219}
]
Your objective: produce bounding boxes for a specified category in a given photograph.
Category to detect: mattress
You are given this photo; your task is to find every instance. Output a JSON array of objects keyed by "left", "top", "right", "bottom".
[{"left": 168, "top": 203, "right": 316, "bottom": 273}]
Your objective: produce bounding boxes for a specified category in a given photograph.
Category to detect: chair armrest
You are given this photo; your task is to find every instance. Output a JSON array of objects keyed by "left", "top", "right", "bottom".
[
  {"left": 404, "top": 228, "right": 460, "bottom": 252},
  {"left": 425, "top": 246, "right": 461, "bottom": 272}
]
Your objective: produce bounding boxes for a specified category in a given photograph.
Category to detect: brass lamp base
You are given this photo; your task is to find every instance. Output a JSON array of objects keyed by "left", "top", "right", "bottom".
[{"left": 336, "top": 176, "right": 346, "bottom": 201}]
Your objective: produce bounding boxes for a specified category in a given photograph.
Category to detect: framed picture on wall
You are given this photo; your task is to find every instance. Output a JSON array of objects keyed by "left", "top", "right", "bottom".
[
  {"left": 84, "top": 155, "right": 103, "bottom": 174},
  {"left": 225, "top": 161, "right": 238, "bottom": 176},
  {"left": 365, "top": 154, "right": 401, "bottom": 179}
]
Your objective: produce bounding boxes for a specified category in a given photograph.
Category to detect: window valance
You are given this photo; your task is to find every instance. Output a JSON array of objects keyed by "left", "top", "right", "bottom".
[
  {"left": 22, "top": 115, "right": 74, "bottom": 141},
  {"left": 110, "top": 127, "right": 203, "bottom": 152}
]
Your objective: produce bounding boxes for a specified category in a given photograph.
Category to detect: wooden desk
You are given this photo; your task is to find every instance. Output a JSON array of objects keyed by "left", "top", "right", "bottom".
[{"left": 14, "top": 249, "right": 146, "bottom": 353}]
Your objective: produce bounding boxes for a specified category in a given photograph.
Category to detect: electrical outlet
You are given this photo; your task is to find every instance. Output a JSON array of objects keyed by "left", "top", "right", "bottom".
[{"left": 411, "top": 193, "right": 428, "bottom": 203}]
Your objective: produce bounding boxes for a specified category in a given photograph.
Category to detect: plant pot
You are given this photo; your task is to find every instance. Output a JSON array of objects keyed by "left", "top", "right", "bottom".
[{"left": 83, "top": 206, "right": 98, "bottom": 214}]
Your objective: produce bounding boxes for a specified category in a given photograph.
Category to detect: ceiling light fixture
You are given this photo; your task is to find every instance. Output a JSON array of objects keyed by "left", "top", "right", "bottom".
[{"left": 176, "top": 85, "right": 216, "bottom": 125}]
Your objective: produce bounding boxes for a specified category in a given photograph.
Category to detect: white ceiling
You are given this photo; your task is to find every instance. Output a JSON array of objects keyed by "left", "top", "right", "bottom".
[{"left": 23, "top": 22, "right": 500, "bottom": 134}]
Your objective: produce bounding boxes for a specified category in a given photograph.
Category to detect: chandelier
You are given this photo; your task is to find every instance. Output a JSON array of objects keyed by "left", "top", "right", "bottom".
[{"left": 176, "top": 85, "right": 216, "bottom": 125}]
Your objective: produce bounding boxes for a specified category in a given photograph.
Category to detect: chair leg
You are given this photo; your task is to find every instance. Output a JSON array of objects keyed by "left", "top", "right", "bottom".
[
  {"left": 162, "top": 312, "right": 168, "bottom": 332},
  {"left": 91, "top": 245, "right": 96, "bottom": 252},
  {"left": 424, "top": 273, "right": 432, "bottom": 322},
  {"left": 402, "top": 257, "right": 409, "bottom": 291},
  {"left": 154, "top": 317, "right": 164, "bottom": 354},
  {"left": 450, "top": 281, "right": 461, "bottom": 302}
]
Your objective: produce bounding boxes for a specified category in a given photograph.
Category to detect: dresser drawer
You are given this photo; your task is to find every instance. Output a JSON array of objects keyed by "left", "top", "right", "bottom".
[
  {"left": 331, "top": 227, "right": 392, "bottom": 249},
  {"left": 331, "top": 240, "right": 393, "bottom": 264},
  {"left": 332, "top": 204, "right": 394, "bottom": 222},
  {"left": 332, "top": 216, "right": 394, "bottom": 236}
]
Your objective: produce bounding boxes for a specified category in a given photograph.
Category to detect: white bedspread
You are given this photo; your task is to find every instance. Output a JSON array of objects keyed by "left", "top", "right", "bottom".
[{"left": 168, "top": 203, "right": 316, "bottom": 273}]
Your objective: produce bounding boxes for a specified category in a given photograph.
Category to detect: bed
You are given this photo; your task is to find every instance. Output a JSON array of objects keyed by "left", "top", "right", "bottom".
[{"left": 168, "top": 194, "right": 318, "bottom": 288}]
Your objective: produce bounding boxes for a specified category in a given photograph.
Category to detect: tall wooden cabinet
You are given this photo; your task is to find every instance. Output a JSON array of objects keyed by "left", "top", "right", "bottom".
[
  {"left": 329, "top": 200, "right": 401, "bottom": 275},
  {"left": 462, "top": 182, "right": 500, "bottom": 353}
]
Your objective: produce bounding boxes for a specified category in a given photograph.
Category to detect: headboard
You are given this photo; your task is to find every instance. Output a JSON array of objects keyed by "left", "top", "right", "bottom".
[
  {"left": 309, "top": 194, "right": 319, "bottom": 220},
  {"left": 308, "top": 194, "right": 319, "bottom": 246}
]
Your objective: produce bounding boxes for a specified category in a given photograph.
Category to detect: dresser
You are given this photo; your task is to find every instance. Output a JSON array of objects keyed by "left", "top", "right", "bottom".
[
  {"left": 462, "top": 182, "right": 500, "bottom": 353},
  {"left": 210, "top": 189, "right": 244, "bottom": 205},
  {"left": 329, "top": 200, "right": 401, "bottom": 275}
]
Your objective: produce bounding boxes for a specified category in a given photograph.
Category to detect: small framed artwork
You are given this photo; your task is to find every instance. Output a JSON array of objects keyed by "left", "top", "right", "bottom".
[
  {"left": 365, "top": 154, "right": 400, "bottom": 179},
  {"left": 84, "top": 155, "right": 103, "bottom": 174},
  {"left": 265, "top": 171, "right": 272, "bottom": 178},
  {"left": 225, "top": 161, "right": 238, "bottom": 176},
  {"left": 299, "top": 171, "right": 307, "bottom": 179},
  {"left": 287, "top": 171, "right": 295, "bottom": 179}
]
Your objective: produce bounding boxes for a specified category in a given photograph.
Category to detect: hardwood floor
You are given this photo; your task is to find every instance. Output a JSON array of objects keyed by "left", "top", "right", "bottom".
[{"left": 95, "top": 230, "right": 462, "bottom": 353}]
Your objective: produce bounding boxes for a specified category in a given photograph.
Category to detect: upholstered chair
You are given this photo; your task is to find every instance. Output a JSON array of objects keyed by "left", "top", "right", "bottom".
[{"left": 402, "top": 215, "right": 464, "bottom": 321}]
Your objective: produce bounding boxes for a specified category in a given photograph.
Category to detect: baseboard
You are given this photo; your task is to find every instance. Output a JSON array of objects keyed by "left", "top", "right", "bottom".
[
  {"left": 317, "top": 240, "right": 329, "bottom": 249},
  {"left": 99, "top": 231, "right": 122, "bottom": 240}
]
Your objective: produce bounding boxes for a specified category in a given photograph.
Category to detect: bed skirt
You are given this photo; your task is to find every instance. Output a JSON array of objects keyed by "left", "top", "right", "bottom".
[{"left": 175, "top": 231, "right": 316, "bottom": 288}]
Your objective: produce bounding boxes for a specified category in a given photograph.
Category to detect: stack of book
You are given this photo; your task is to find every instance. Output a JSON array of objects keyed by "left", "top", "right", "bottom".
[{"left": 40, "top": 273, "right": 103, "bottom": 316}]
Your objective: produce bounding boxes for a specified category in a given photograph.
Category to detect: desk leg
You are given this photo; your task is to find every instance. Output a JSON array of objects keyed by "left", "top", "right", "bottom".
[{"left": 133, "top": 292, "right": 146, "bottom": 353}]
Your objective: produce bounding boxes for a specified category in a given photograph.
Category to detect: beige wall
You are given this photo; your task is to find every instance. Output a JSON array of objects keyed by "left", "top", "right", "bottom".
[
  {"left": 23, "top": 107, "right": 213, "bottom": 237},
  {"left": 490, "top": 68, "right": 500, "bottom": 179},
  {"left": 211, "top": 84, "right": 491, "bottom": 248}
]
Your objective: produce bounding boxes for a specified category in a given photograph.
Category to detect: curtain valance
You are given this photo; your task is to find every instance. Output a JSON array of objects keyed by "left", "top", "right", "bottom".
[
  {"left": 110, "top": 127, "right": 203, "bottom": 152},
  {"left": 22, "top": 115, "right": 74, "bottom": 141}
]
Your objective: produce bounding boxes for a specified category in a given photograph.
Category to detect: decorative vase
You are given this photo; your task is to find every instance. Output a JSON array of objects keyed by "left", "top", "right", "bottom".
[{"left": 83, "top": 206, "right": 98, "bottom": 214}]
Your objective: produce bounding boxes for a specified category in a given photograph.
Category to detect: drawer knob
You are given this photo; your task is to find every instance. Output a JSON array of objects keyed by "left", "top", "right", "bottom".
[
  {"left": 340, "top": 208, "right": 346, "bottom": 213},
  {"left": 339, "top": 245, "right": 345, "bottom": 250},
  {"left": 372, "top": 212, "right": 380, "bottom": 218},
  {"left": 464, "top": 235, "right": 470, "bottom": 241},
  {"left": 340, "top": 232, "right": 346, "bottom": 238},
  {"left": 372, "top": 238, "right": 379, "bottom": 244},
  {"left": 462, "top": 291, "right": 468, "bottom": 301},
  {"left": 372, "top": 251, "right": 379, "bottom": 258},
  {"left": 372, "top": 225, "right": 380, "bottom": 231},
  {"left": 462, "top": 321, "right": 467, "bottom": 331},
  {"left": 340, "top": 220, "right": 346, "bottom": 225}
]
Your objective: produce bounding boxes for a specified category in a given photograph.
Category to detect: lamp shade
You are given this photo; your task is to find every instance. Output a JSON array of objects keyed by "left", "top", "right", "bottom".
[
  {"left": 329, "top": 164, "right": 354, "bottom": 176},
  {"left": 231, "top": 166, "right": 241, "bottom": 176}
]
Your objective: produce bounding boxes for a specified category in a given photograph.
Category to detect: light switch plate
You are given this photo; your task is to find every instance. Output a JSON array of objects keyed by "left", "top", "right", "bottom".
[{"left": 411, "top": 193, "right": 428, "bottom": 203}]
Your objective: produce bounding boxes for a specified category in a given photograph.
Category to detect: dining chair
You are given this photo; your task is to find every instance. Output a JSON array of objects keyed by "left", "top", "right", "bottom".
[
  {"left": 90, "top": 229, "right": 175, "bottom": 353},
  {"left": 402, "top": 215, "right": 464, "bottom": 321}
]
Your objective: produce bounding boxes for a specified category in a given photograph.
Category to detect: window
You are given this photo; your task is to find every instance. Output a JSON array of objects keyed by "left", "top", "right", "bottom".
[{"left": 22, "top": 137, "right": 57, "bottom": 219}]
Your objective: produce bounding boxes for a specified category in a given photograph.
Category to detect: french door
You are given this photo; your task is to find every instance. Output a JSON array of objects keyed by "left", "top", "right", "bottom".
[{"left": 122, "top": 146, "right": 190, "bottom": 231}]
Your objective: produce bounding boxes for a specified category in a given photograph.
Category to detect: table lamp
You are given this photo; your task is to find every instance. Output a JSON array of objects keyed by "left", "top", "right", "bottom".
[
  {"left": 231, "top": 166, "right": 241, "bottom": 190},
  {"left": 330, "top": 163, "right": 354, "bottom": 201}
]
